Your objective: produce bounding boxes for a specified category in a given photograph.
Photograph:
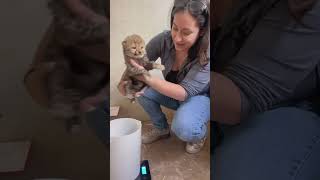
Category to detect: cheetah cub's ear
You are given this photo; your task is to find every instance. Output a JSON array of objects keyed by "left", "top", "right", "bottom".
[{"left": 122, "top": 40, "right": 127, "bottom": 47}]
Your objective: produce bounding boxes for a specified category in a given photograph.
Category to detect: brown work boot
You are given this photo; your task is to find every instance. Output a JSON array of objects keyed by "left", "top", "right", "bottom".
[
  {"left": 185, "top": 136, "right": 207, "bottom": 154},
  {"left": 142, "top": 126, "right": 170, "bottom": 144}
]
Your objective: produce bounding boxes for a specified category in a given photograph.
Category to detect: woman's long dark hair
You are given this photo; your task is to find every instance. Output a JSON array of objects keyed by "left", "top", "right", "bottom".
[{"left": 171, "top": 0, "right": 210, "bottom": 66}]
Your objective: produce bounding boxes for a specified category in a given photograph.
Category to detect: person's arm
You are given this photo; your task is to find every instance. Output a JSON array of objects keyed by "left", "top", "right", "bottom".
[
  {"left": 23, "top": 22, "right": 57, "bottom": 107},
  {"left": 119, "top": 69, "right": 187, "bottom": 101},
  {"left": 85, "top": 99, "right": 108, "bottom": 146},
  {"left": 145, "top": 76, "right": 187, "bottom": 101},
  {"left": 117, "top": 69, "right": 130, "bottom": 96},
  {"left": 211, "top": 71, "right": 241, "bottom": 125},
  {"left": 79, "top": 84, "right": 108, "bottom": 112},
  {"left": 129, "top": 59, "right": 187, "bottom": 101},
  {"left": 31, "top": 23, "right": 56, "bottom": 67}
]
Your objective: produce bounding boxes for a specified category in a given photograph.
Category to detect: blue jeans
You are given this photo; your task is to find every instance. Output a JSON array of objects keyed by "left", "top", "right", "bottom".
[
  {"left": 137, "top": 87, "right": 210, "bottom": 143},
  {"left": 213, "top": 107, "right": 320, "bottom": 180},
  {"left": 85, "top": 99, "right": 108, "bottom": 146}
]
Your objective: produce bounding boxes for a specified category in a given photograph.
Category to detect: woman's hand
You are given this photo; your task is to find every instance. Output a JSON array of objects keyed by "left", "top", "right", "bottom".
[
  {"left": 117, "top": 79, "right": 145, "bottom": 97},
  {"left": 129, "top": 59, "right": 144, "bottom": 70},
  {"left": 79, "top": 85, "right": 108, "bottom": 112},
  {"left": 134, "top": 86, "right": 147, "bottom": 97},
  {"left": 129, "top": 59, "right": 151, "bottom": 82},
  {"left": 79, "top": 98, "right": 96, "bottom": 112},
  {"left": 128, "top": 59, "right": 150, "bottom": 97},
  {"left": 116, "top": 59, "right": 151, "bottom": 99},
  {"left": 117, "top": 80, "right": 128, "bottom": 96}
]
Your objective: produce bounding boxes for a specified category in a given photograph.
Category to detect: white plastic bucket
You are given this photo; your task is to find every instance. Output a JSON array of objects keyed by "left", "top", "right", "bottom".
[{"left": 110, "top": 118, "right": 142, "bottom": 180}]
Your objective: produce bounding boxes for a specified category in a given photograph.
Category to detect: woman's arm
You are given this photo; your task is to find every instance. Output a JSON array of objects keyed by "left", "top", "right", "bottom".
[
  {"left": 129, "top": 60, "right": 187, "bottom": 101},
  {"left": 144, "top": 76, "right": 187, "bottom": 101},
  {"left": 211, "top": 71, "right": 242, "bottom": 125},
  {"left": 23, "top": 22, "right": 57, "bottom": 107},
  {"left": 117, "top": 69, "right": 187, "bottom": 101}
]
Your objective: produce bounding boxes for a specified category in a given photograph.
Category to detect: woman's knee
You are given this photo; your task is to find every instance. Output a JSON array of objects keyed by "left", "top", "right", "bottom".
[
  {"left": 171, "top": 95, "right": 210, "bottom": 142},
  {"left": 171, "top": 111, "right": 208, "bottom": 142},
  {"left": 214, "top": 107, "right": 320, "bottom": 180}
]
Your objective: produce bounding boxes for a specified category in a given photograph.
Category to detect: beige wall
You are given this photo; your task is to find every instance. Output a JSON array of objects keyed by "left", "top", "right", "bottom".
[
  {"left": 110, "top": 0, "right": 174, "bottom": 120},
  {"left": 0, "top": 1, "right": 52, "bottom": 138}
]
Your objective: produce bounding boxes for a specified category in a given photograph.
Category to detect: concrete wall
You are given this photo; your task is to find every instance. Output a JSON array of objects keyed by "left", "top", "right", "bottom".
[{"left": 0, "top": 0, "right": 52, "bottom": 139}]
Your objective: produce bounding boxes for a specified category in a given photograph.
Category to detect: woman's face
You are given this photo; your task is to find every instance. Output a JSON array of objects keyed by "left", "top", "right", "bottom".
[{"left": 171, "top": 11, "right": 200, "bottom": 52}]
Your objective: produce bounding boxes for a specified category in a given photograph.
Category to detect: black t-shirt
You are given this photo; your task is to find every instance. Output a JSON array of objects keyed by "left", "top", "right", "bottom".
[
  {"left": 165, "top": 70, "right": 179, "bottom": 84},
  {"left": 215, "top": 0, "right": 320, "bottom": 115}
]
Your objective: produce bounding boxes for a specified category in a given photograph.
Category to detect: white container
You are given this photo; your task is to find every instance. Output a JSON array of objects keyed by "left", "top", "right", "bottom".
[{"left": 110, "top": 118, "right": 142, "bottom": 180}]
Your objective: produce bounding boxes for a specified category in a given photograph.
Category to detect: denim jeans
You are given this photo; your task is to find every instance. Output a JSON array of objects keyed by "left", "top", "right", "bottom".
[
  {"left": 85, "top": 99, "right": 108, "bottom": 146},
  {"left": 213, "top": 107, "right": 320, "bottom": 180},
  {"left": 137, "top": 87, "right": 210, "bottom": 143}
]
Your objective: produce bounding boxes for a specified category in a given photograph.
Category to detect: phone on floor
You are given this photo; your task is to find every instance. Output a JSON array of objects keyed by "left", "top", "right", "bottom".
[{"left": 140, "top": 160, "right": 151, "bottom": 180}]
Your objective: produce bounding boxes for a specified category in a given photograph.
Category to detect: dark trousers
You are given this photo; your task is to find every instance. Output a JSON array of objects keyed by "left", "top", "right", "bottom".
[
  {"left": 85, "top": 100, "right": 109, "bottom": 146},
  {"left": 213, "top": 107, "right": 320, "bottom": 180}
]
